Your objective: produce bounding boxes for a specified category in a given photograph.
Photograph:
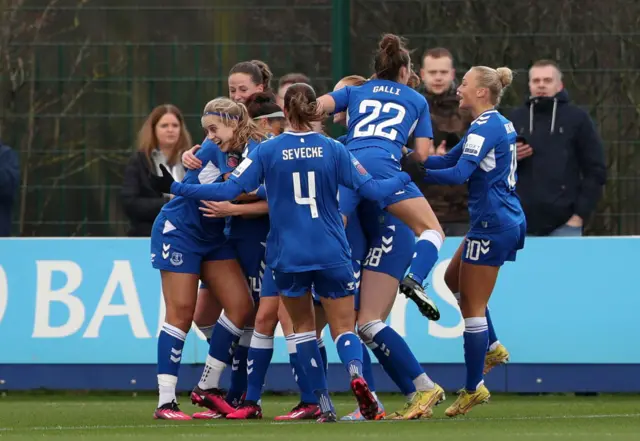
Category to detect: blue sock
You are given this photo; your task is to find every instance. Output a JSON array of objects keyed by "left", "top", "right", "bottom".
[
  {"left": 464, "top": 317, "right": 489, "bottom": 392},
  {"left": 407, "top": 230, "right": 443, "bottom": 285},
  {"left": 245, "top": 331, "right": 274, "bottom": 402},
  {"left": 208, "top": 314, "right": 243, "bottom": 362},
  {"left": 318, "top": 337, "right": 329, "bottom": 374},
  {"left": 361, "top": 320, "right": 424, "bottom": 384},
  {"left": 157, "top": 323, "right": 186, "bottom": 407},
  {"left": 370, "top": 342, "right": 416, "bottom": 396},
  {"left": 361, "top": 342, "right": 376, "bottom": 392},
  {"left": 486, "top": 307, "right": 499, "bottom": 349},
  {"left": 296, "top": 331, "right": 334, "bottom": 414},
  {"left": 198, "top": 315, "right": 243, "bottom": 390},
  {"left": 335, "top": 332, "right": 363, "bottom": 378},
  {"left": 226, "top": 327, "right": 253, "bottom": 406},
  {"left": 287, "top": 334, "right": 317, "bottom": 404}
]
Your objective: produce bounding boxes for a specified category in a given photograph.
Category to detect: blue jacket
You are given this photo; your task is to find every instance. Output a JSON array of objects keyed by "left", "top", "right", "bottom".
[
  {"left": 0, "top": 143, "right": 20, "bottom": 236},
  {"left": 509, "top": 90, "right": 606, "bottom": 235}
]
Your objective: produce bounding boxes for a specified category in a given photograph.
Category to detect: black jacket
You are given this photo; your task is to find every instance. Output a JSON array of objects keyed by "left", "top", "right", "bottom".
[
  {"left": 121, "top": 152, "right": 170, "bottom": 237},
  {"left": 0, "top": 144, "right": 20, "bottom": 237},
  {"left": 509, "top": 90, "right": 606, "bottom": 235}
]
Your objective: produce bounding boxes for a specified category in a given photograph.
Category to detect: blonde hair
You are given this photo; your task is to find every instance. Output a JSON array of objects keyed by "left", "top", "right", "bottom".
[
  {"left": 201, "top": 97, "right": 267, "bottom": 153},
  {"left": 471, "top": 66, "right": 514, "bottom": 105},
  {"left": 339, "top": 75, "right": 367, "bottom": 87},
  {"left": 137, "top": 104, "right": 192, "bottom": 166}
]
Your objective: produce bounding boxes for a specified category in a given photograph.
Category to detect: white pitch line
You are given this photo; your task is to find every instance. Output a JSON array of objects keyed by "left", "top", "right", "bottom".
[{"left": 0, "top": 413, "right": 638, "bottom": 432}]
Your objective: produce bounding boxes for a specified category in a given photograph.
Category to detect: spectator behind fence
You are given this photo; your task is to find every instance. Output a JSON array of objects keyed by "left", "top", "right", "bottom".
[
  {"left": 121, "top": 104, "right": 192, "bottom": 237},
  {"left": 413, "top": 47, "right": 470, "bottom": 236},
  {"left": 510, "top": 60, "right": 606, "bottom": 236},
  {"left": 0, "top": 141, "right": 20, "bottom": 237}
]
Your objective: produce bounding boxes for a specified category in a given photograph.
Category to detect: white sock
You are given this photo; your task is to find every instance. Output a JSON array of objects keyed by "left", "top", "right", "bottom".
[
  {"left": 413, "top": 373, "right": 435, "bottom": 391},
  {"left": 157, "top": 374, "right": 178, "bottom": 407},
  {"left": 198, "top": 354, "right": 227, "bottom": 390},
  {"left": 198, "top": 324, "right": 215, "bottom": 340},
  {"left": 371, "top": 391, "right": 379, "bottom": 402}
]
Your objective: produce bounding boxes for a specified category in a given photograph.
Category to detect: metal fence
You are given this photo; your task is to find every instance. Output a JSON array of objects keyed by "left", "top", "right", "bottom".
[{"left": 1, "top": 0, "right": 638, "bottom": 236}]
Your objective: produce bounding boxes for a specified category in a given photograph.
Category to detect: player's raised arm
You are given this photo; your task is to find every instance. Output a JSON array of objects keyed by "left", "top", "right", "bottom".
[{"left": 318, "top": 82, "right": 351, "bottom": 116}]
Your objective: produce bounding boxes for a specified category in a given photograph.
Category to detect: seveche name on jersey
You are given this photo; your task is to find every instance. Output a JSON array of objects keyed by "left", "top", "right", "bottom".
[
  {"left": 372, "top": 85, "right": 401, "bottom": 95},
  {"left": 282, "top": 146, "right": 324, "bottom": 160}
]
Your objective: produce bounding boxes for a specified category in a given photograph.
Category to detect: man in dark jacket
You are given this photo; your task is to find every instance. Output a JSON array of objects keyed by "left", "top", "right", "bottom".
[
  {"left": 0, "top": 142, "right": 20, "bottom": 237},
  {"left": 510, "top": 60, "right": 606, "bottom": 236},
  {"left": 416, "top": 48, "right": 470, "bottom": 236}
]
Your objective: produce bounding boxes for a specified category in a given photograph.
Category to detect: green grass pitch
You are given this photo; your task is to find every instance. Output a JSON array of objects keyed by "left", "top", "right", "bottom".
[{"left": 0, "top": 393, "right": 639, "bottom": 441}]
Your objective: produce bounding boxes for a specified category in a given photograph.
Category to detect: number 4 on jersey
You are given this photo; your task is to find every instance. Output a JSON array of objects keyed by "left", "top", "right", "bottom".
[{"left": 292, "top": 171, "right": 319, "bottom": 218}]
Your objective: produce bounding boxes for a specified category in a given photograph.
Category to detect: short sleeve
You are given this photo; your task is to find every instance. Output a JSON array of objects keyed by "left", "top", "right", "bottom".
[
  {"left": 335, "top": 140, "right": 372, "bottom": 191},
  {"left": 413, "top": 99, "right": 433, "bottom": 139},
  {"left": 327, "top": 86, "right": 351, "bottom": 114},
  {"left": 229, "top": 145, "right": 264, "bottom": 193}
]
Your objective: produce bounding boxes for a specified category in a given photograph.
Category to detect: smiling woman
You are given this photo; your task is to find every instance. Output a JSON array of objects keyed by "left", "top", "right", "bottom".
[{"left": 121, "top": 104, "right": 192, "bottom": 237}]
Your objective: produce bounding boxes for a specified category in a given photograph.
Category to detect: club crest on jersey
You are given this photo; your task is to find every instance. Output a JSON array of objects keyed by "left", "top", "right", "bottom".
[
  {"left": 170, "top": 252, "right": 183, "bottom": 266},
  {"left": 227, "top": 153, "right": 241, "bottom": 168},
  {"left": 352, "top": 158, "right": 368, "bottom": 176}
]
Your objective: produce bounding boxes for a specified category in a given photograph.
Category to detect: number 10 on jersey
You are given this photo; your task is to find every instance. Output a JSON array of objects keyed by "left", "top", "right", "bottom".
[{"left": 293, "top": 172, "right": 318, "bottom": 218}]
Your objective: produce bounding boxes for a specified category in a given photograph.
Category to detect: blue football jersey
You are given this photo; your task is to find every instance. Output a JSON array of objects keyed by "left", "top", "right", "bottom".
[
  {"left": 459, "top": 110, "right": 525, "bottom": 232},
  {"left": 225, "top": 138, "right": 270, "bottom": 240},
  {"left": 329, "top": 79, "right": 433, "bottom": 158},
  {"left": 228, "top": 131, "right": 374, "bottom": 272},
  {"left": 161, "top": 139, "right": 233, "bottom": 241}
]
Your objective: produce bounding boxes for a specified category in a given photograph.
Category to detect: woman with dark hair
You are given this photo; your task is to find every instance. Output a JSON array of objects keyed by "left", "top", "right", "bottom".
[
  {"left": 245, "top": 92, "right": 285, "bottom": 135},
  {"left": 317, "top": 34, "right": 446, "bottom": 419}
]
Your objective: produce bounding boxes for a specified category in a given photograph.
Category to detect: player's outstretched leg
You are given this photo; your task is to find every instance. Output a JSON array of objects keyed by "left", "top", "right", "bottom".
[
  {"left": 385, "top": 199, "right": 444, "bottom": 322},
  {"left": 228, "top": 271, "right": 288, "bottom": 420},
  {"left": 191, "top": 313, "right": 243, "bottom": 416},
  {"left": 445, "top": 244, "right": 510, "bottom": 377},
  {"left": 341, "top": 342, "right": 386, "bottom": 421},
  {"left": 226, "top": 329, "right": 274, "bottom": 420},
  {"left": 445, "top": 257, "right": 502, "bottom": 418},
  {"left": 226, "top": 326, "right": 253, "bottom": 407},
  {"left": 296, "top": 331, "right": 337, "bottom": 423},
  {"left": 320, "top": 289, "right": 378, "bottom": 421},
  {"left": 359, "top": 320, "right": 445, "bottom": 420},
  {"left": 275, "top": 300, "right": 321, "bottom": 421},
  {"left": 445, "top": 316, "right": 491, "bottom": 417},
  {"left": 153, "top": 270, "right": 200, "bottom": 421},
  {"left": 155, "top": 322, "right": 192, "bottom": 420}
]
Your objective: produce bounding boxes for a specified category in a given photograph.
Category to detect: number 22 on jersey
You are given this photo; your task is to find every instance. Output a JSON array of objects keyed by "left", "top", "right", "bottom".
[
  {"left": 293, "top": 171, "right": 318, "bottom": 218},
  {"left": 353, "top": 99, "right": 406, "bottom": 141}
]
